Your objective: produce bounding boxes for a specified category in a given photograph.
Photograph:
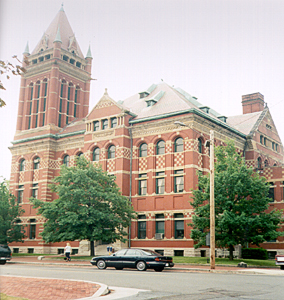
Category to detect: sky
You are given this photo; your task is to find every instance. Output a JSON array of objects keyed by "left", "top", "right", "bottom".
[{"left": 0, "top": 0, "right": 284, "bottom": 180}]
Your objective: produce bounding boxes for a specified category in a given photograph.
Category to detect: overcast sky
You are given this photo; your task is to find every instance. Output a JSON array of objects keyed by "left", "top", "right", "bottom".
[{"left": 1, "top": 0, "right": 284, "bottom": 180}]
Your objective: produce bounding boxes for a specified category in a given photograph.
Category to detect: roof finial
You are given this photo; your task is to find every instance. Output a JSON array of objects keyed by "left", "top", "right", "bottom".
[
  {"left": 23, "top": 42, "right": 30, "bottom": 55},
  {"left": 104, "top": 88, "right": 108, "bottom": 95},
  {"left": 60, "top": 3, "right": 64, "bottom": 12},
  {"left": 86, "top": 45, "right": 92, "bottom": 59},
  {"left": 54, "top": 26, "right": 62, "bottom": 43}
]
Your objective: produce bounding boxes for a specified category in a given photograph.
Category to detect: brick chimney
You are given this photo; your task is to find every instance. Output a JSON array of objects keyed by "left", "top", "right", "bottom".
[{"left": 242, "top": 92, "right": 265, "bottom": 114}]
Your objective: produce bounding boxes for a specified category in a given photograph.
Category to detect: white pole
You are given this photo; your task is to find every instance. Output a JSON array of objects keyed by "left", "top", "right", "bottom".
[{"left": 210, "top": 130, "right": 215, "bottom": 269}]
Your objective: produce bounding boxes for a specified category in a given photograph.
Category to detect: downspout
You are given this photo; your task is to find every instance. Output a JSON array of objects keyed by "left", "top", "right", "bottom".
[{"left": 128, "top": 123, "right": 133, "bottom": 248}]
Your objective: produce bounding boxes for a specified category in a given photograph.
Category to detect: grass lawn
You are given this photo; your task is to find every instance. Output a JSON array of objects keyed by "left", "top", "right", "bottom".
[
  {"left": 173, "top": 256, "right": 277, "bottom": 267},
  {"left": 0, "top": 294, "right": 29, "bottom": 300}
]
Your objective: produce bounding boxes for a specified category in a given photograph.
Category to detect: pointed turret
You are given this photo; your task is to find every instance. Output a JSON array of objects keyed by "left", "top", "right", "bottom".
[
  {"left": 86, "top": 45, "right": 93, "bottom": 59},
  {"left": 23, "top": 42, "right": 30, "bottom": 55},
  {"left": 32, "top": 6, "right": 84, "bottom": 58},
  {"left": 54, "top": 26, "right": 62, "bottom": 43}
]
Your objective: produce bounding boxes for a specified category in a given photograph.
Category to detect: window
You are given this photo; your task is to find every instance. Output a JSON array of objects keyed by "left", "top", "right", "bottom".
[
  {"left": 174, "top": 213, "right": 184, "bottom": 239},
  {"left": 264, "top": 137, "right": 267, "bottom": 146},
  {"left": 28, "top": 248, "right": 34, "bottom": 254},
  {"left": 29, "top": 219, "right": 36, "bottom": 239},
  {"left": 174, "top": 137, "right": 184, "bottom": 152},
  {"left": 156, "top": 172, "right": 165, "bottom": 194},
  {"left": 260, "top": 135, "right": 263, "bottom": 144},
  {"left": 63, "top": 155, "right": 70, "bottom": 167},
  {"left": 110, "top": 117, "right": 117, "bottom": 128},
  {"left": 138, "top": 215, "right": 146, "bottom": 239},
  {"left": 77, "top": 152, "right": 84, "bottom": 158},
  {"left": 63, "top": 55, "right": 68, "bottom": 61},
  {"left": 138, "top": 173, "right": 147, "bottom": 195},
  {"left": 139, "top": 143, "right": 147, "bottom": 157},
  {"left": 32, "top": 184, "right": 38, "bottom": 199},
  {"left": 102, "top": 119, "right": 108, "bottom": 130},
  {"left": 198, "top": 138, "right": 203, "bottom": 153},
  {"left": 156, "top": 140, "right": 165, "bottom": 155},
  {"left": 93, "top": 121, "right": 99, "bottom": 131},
  {"left": 257, "top": 157, "right": 262, "bottom": 169},
  {"left": 155, "top": 214, "right": 165, "bottom": 235},
  {"left": 268, "top": 182, "right": 274, "bottom": 202},
  {"left": 272, "top": 142, "right": 275, "bottom": 150},
  {"left": 33, "top": 157, "right": 40, "bottom": 169},
  {"left": 19, "top": 159, "right": 25, "bottom": 172},
  {"left": 18, "top": 185, "right": 24, "bottom": 204},
  {"left": 264, "top": 160, "right": 269, "bottom": 167},
  {"left": 174, "top": 170, "right": 184, "bottom": 193},
  {"left": 58, "top": 248, "right": 64, "bottom": 254},
  {"left": 92, "top": 148, "right": 100, "bottom": 161},
  {"left": 108, "top": 145, "right": 115, "bottom": 159},
  {"left": 76, "top": 62, "right": 81, "bottom": 68}
]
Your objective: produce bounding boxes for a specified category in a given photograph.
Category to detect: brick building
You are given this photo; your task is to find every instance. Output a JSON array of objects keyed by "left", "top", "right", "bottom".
[{"left": 9, "top": 7, "right": 284, "bottom": 256}]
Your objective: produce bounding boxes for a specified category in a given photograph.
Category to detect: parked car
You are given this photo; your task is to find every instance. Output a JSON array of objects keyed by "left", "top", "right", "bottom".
[
  {"left": 0, "top": 244, "right": 11, "bottom": 265},
  {"left": 275, "top": 255, "right": 284, "bottom": 270},
  {"left": 90, "top": 248, "right": 174, "bottom": 272}
]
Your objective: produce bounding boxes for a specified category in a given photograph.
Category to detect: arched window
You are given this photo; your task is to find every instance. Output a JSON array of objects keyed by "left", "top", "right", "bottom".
[
  {"left": 92, "top": 148, "right": 100, "bottom": 161},
  {"left": 108, "top": 145, "right": 115, "bottom": 159},
  {"left": 198, "top": 138, "right": 203, "bottom": 153},
  {"left": 33, "top": 157, "right": 40, "bottom": 170},
  {"left": 139, "top": 143, "right": 148, "bottom": 157},
  {"left": 19, "top": 159, "right": 25, "bottom": 172},
  {"left": 77, "top": 152, "right": 83, "bottom": 158},
  {"left": 156, "top": 140, "right": 165, "bottom": 155},
  {"left": 63, "top": 155, "right": 70, "bottom": 167},
  {"left": 174, "top": 137, "right": 184, "bottom": 152},
  {"left": 257, "top": 157, "right": 262, "bottom": 169}
]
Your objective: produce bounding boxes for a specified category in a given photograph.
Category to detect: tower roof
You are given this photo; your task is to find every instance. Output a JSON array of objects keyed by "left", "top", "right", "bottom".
[{"left": 31, "top": 6, "right": 84, "bottom": 59}]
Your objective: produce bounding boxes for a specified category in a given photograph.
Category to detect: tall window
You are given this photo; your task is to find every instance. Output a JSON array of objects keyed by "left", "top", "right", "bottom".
[
  {"left": 28, "top": 84, "right": 33, "bottom": 129},
  {"left": 156, "top": 140, "right": 165, "bottom": 155},
  {"left": 63, "top": 155, "right": 70, "bottom": 167},
  {"left": 58, "top": 80, "right": 66, "bottom": 127},
  {"left": 268, "top": 182, "right": 274, "bottom": 202},
  {"left": 174, "top": 137, "right": 184, "bottom": 152},
  {"left": 19, "top": 159, "right": 25, "bottom": 172},
  {"left": 102, "top": 119, "right": 108, "bottom": 130},
  {"left": 138, "top": 215, "right": 146, "bottom": 239},
  {"left": 198, "top": 138, "right": 203, "bottom": 153},
  {"left": 264, "top": 137, "right": 267, "bottom": 146},
  {"left": 155, "top": 214, "right": 165, "bottom": 236},
  {"left": 174, "top": 170, "right": 184, "bottom": 193},
  {"left": 93, "top": 121, "right": 99, "bottom": 131},
  {"left": 32, "top": 183, "right": 38, "bottom": 199},
  {"left": 260, "top": 135, "right": 263, "bottom": 144},
  {"left": 29, "top": 219, "right": 36, "bottom": 239},
  {"left": 18, "top": 185, "right": 24, "bottom": 204},
  {"left": 92, "top": 148, "right": 100, "bottom": 161},
  {"left": 108, "top": 145, "right": 115, "bottom": 159},
  {"left": 174, "top": 213, "right": 184, "bottom": 239},
  {"left": 74, "top": 86, "right": 79, "bottom": 118},
  {"left": 66, "top": 83, "right": 73, "bottom": 124},
  {"left": 110, "top": 117, "right": 117, "bottom": 128},
  {"left": 139, "top": 143, "right": 147, "bottom": 157},
  {"left": 33, "top": 157, "right": 40, "bottom": 169},
  {"left": 156, "top": 171, "right": 165, "bottom": 194},
  {"left": 35, "top": 81, "right": 40, "bottom": 128},
  {"left": 257, "top": 157, "right": 262, "bottom": 169},
  {"left": 42, "top": 79, "right": 48, "bottom": 126},
  {"left": 138, "top": 173, "right": 147, "bottom": 195}
]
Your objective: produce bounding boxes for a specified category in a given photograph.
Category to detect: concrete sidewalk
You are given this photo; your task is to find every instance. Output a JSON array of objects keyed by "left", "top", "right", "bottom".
[{"left": 2, "top": 256, "right": 283, "bottom": 300}]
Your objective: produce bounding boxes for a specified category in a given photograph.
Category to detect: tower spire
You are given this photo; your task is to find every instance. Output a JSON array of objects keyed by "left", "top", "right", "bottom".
[
  {"left": 86, "top": 45, "right": 92, "bottom": 59},
  {"left": 23, "top": 42, "right": 30, "bottom": 55},
  {"left": 54, "top": 26, "right": 62, "bottom": 43}
]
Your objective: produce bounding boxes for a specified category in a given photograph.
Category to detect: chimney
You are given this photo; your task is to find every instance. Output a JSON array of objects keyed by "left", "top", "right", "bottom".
[{"left": 242, "top": 92, "right": 264, "bottom": 114}]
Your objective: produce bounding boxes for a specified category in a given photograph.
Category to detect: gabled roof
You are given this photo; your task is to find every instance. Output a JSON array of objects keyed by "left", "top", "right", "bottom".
[{"left": 31, "top": 6, "right": 84, "bottom": 59}]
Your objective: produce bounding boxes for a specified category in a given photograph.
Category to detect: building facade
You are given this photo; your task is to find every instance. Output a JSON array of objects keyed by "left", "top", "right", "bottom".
[{"left": 9, "top": 7, "right": 284, "bottom": 257}]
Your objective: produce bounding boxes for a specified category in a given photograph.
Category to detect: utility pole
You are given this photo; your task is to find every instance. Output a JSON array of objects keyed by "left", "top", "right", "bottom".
[{"left": 209, "top": 130, "right": 215, "bottom": 269}]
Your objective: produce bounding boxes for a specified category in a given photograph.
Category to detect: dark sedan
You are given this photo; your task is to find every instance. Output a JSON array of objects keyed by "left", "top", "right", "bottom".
[{"left": 90, "top": 248, "right": 174, "bottom": 272}]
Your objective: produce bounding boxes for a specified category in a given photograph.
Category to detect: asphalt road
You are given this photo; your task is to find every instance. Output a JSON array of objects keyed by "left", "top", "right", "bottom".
[{"left": 2, "top": 264, "right": 283, "bottom": 299}]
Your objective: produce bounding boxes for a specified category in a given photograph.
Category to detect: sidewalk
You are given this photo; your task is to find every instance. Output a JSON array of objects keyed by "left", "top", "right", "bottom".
[{"left": 2, "top": 256, "right": 283, "bottom": 300}]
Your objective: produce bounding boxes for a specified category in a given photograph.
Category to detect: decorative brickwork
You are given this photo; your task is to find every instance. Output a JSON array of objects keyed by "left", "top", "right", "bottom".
[
  {"left": 156, "top": 155, "right": 165, "bottom": 169},
  {"left": 174, "top": 152, "right": 184, "bottom": 167},
  {"left": 139, "top": 157, "right": 147, "bottom": 171}
]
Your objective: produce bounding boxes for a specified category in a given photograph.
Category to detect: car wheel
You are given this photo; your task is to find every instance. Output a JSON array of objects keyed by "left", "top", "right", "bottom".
[
  {"left": 115, "top": 267, "right": 123, "bottom": 270},
  {"left": 136, "top": 261, "right": 147, "bottom": 271},
  {"left": 154, "top": 267, "right": 164, "bottom": 272},
  {"left": 0, "top": 261, "right": 6, "bottom": 265},
  {"left": 97, "top": 259, "right": 106, "bottom": 270}
]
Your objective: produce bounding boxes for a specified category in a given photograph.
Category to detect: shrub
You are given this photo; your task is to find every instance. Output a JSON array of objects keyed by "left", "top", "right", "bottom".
[{"left": 242, "top": 248, "right": 268, "bottom": 260}]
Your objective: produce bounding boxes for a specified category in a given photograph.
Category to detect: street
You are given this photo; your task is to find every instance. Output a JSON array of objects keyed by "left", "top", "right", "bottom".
[{"left": 1, "top": 264, "right": 283, "bottom": 299}]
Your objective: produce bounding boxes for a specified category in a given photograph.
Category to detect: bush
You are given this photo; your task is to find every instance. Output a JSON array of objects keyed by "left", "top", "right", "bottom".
[{"left": 242, "top": 248, "right": 268, "bottom": 260}]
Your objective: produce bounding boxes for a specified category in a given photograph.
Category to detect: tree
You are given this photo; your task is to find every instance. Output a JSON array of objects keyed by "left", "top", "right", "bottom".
[
  {"left": 0, "top": 56, "right": 27, "bottom": 107},
  {"left": 190, "top": 140, "right": 283, "bottom": 260},
  {"left": 32, "top": 157, "right": 137, "bottom": 256},
  {"left": 0, "top": 178, "right": 25, "bottom": 244}
]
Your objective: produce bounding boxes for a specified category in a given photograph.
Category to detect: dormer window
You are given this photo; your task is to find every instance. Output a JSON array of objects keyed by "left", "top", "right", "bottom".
[
  {"left": 145, "top": 91, "right": 165, "bottom": 107},
  {"left": 139, "top": 92, "right": 149, "bottom": 99},
  {"left": 200, "top": 106, "right": 210, "bottom": 113},
  {"left": 218, "top": 116, "right": 227, "bottom": 123}
]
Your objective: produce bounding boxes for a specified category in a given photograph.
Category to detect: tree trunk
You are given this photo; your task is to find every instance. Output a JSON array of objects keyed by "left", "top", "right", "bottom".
[
  {"left": 229, "top": 244, "right": 234, "bottom": 261},
  {"left": 90, "top": 240, "right": 95, "bottom": 256}
]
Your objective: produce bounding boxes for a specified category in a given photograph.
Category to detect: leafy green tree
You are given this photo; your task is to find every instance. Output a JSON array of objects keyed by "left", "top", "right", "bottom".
[
  {"left": 191, "top": 140, "right": 283, "bottom": 260},
  {"left": 0, "top": 178, "right": 25, "bottom": 244},
  {"left": 32, "top": 157, "right": 136, "bottom": 256}
]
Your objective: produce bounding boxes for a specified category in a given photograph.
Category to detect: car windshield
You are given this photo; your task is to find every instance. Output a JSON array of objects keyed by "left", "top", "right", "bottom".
[{"left": 140, "top": 249, "right": 162, "bottom": 256}]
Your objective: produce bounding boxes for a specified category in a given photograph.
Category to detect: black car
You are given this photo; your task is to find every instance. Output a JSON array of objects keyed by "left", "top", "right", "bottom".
[
  {"left": 90, "top": 248, "right": 174, "bottom": 272},
  {"left": 0, "top": 244, "right": 11, "bottom": 265}
]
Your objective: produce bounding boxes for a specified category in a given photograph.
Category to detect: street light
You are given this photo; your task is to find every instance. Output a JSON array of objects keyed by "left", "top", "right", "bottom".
[{"left": 205, "top": 130, "right": 215, "bottom": 270}]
